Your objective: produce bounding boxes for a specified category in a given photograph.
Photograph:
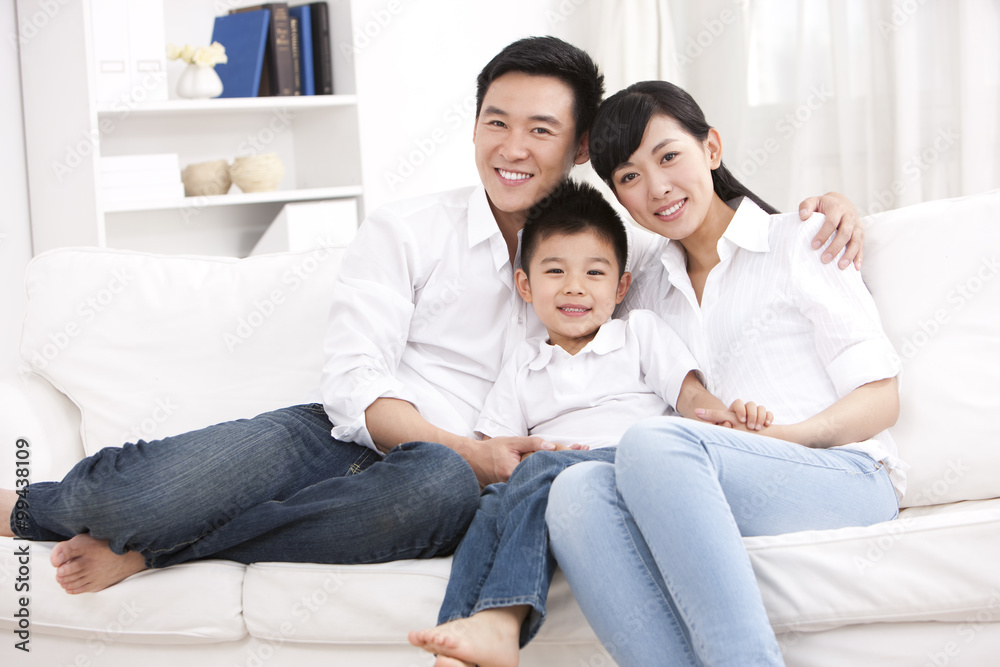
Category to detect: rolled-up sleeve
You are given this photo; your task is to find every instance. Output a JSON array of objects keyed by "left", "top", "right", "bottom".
[{"left": 320, "top": 208, "right": 422, "bottom": 450}]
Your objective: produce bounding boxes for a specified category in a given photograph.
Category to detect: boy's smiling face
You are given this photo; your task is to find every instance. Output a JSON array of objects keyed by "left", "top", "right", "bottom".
[{"left": 515, "top": 229, "right": 631, "bottom": 355}]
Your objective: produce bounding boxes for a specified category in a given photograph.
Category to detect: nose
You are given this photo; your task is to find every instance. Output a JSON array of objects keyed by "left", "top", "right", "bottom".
[
  {"left": 650, "top": 172, "right": 672, "bottom": 200},
  {"left": 563, "top": 274, "right": 585, "bottom": 294},
  {"left": 499, "top": 131, "right": 530, "bottom": 161}
]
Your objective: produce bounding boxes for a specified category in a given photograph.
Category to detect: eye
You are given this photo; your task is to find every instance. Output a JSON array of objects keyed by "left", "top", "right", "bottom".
[
  {"left": 617, "top": 172, "right": 638, "bottom": 185},
  {"left": 486, "top": 119, "right": 507, "bottom": 128},
  {"left": 661, "top": 152, "right": 679, "bottom": 163},
  {"left": 531, "top": 127, "right": 553, "bottom": 135},
  {"left": 545, "top": 268, "right": 564, "bottom": 274},
  {"left": 587, "top": 270, "right": 605, "bottom": 276}
]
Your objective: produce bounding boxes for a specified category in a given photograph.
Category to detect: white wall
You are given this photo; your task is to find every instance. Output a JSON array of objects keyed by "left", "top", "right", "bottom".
[{"left": 0, "top": 2, "right": 34, "bottom": 384}]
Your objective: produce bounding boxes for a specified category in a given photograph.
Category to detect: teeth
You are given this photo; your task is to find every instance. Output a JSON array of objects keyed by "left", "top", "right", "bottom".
[
  {"left": 657, "top": 200, "right": 684, "bottom": 216},
  {"left": 560, "top": 307, "right": 588, "bottom": 312},
  {"left": 498, "top": 169, "right": 531, "bottom": 181}
]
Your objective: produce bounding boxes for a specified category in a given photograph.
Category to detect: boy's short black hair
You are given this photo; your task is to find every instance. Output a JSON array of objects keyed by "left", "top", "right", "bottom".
[
  {"left": 476, "top": 36, "right": 604, "bottom": 141},
  {"left": 520, "top": 180, "right": 629, "bottom": 277}
]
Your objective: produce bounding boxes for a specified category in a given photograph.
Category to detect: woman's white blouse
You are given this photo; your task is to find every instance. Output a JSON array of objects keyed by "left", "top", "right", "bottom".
[{"left": 624, "top": 198, "right": 907, "bottom": 497}]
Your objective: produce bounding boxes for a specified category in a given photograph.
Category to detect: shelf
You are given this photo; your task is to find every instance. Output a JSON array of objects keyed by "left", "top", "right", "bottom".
[
  {"left": 96, "top": 94, "right": 358, "bottom": 117},
  {"left": 103, "top": 186, "right": 363, "bottom": 213}
]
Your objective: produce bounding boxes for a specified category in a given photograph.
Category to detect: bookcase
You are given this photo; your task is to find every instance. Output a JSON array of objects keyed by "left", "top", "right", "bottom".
[{"left": 17, "top": 0, "right": 363, "bottom": 257}]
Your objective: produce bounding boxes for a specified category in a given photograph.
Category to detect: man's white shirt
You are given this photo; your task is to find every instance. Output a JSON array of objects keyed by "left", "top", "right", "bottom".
[{"left": 318, "top": 186, "right": 545, "bottom": 451}]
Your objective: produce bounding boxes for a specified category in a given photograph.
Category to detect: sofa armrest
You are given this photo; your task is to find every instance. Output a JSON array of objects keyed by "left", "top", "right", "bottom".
[{"left": 0, "top": 371, "right": 85, "bottom": 485}]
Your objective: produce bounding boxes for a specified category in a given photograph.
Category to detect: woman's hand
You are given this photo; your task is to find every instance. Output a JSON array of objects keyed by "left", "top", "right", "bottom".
[{"left": 798, "top": 192, "right": 864, "bottom": 270}]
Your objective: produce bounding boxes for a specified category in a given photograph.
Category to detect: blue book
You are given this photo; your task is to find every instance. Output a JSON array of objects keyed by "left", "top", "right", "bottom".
[
  {"left": 289, "top": 5, "right": 314, "bottom": 95},
  {"left": 210, "top": 9, "right": 271, "bottom": 98}
]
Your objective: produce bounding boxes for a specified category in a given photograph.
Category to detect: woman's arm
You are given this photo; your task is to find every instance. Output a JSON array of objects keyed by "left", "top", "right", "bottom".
[{"left": 767, "top": 376, "right": 899, "bottom": 448}]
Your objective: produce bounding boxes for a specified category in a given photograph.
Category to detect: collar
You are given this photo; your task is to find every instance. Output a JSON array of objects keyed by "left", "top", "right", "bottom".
[
  {"left": 527, "top": 318, "right": 627, "bottom": 370},
  {"left": 467, "top": 186, "right": 499, "bottom": 248},
  {"left": 659, "top": 197, "right": 772, "bottom": 280}
]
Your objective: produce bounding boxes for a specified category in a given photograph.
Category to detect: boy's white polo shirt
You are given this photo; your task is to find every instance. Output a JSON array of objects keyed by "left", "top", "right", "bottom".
[{"left": 476, "top": 310, "right": 700, "bottom": 450}]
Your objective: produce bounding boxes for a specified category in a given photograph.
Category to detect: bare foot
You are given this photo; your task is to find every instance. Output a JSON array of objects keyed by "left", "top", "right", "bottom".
[
  {"left": 0, "top": 489, "right": 17, "bottom": 537},
  {"left": 50, "top": 534, "right": 146, "bottom": 594},
  {"left": 408, "top": 607, "right": 528, "bottom": 667}
]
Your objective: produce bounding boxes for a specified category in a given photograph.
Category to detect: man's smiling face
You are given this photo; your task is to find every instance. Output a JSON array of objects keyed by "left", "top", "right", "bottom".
[{"left": 473, "top": 72, "right": 588, "bottom": 230}]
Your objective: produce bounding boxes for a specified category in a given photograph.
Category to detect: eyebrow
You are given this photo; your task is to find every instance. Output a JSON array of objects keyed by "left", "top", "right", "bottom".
[
  {"left": 539, "top": 256, "right": 612, "bottom": 265},
  {"left": 482, "top": 106, "right": 564, "bottom": 127},
  {"left": 613, "top": 137, "right": 679, "bottom": 172}
]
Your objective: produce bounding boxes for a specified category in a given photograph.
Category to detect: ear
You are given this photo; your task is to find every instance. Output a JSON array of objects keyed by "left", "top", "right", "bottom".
[
  {"left": 616, "top": 271, "right": 632, "bottom": 303},
  {"left": 515, "top": 268, "right": 533, "bottom": 302},
  {"left": 706, "top": 128, "right": 723, "bottom": 169},
  {"left": 573, "top": 131, "right": 591, "bottom": 165}
]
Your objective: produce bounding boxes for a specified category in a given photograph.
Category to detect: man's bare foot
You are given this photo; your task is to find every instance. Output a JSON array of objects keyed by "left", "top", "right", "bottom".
[
  {"left": 50, "top": 534, "right": 146, "bottom": 594},
  {"left": 408, "top": 607, "right": 528, "bottom": 667},
  {"left": 0, "top": 489, "right": 17, "bottom": 537}
]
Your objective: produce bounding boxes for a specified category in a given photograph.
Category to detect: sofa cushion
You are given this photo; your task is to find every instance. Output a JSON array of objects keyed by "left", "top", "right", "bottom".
[
  {"left": 19, "top": 247, "right": 344, "bottom": 454},
  {"left": 238, "top": 500, "right": 1000, "bottom": 642},
  {"left": 863, "top": 189, "right": 1000, "bottom": 506},
  {"left": 0, "top": 539, "right": 247, "bottom": 643}
]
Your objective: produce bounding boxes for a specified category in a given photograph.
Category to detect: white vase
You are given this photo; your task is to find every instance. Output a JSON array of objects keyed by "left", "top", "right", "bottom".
[{"left": 176, "top": 64, "right": 223, "bottom": 99}]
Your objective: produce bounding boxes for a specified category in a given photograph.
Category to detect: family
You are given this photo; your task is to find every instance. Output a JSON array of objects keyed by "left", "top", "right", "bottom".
[{"left": 3, "top": 36, "right": 902, "bottom": 666}]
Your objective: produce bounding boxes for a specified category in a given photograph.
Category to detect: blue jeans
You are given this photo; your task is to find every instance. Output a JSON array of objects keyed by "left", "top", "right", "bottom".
[
  {"left": 12, "top": 404, "right": 480, "bottom": 568},
  {"left": 438, "top": 448, "right": 617, "bottom": 646},
  {"left": 546, "top": 417, "right": 899, "bottom": 667}
]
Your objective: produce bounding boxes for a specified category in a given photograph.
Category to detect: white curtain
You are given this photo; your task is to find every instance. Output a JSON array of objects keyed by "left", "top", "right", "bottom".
[{"left": 585, "top": 0, "right": 1000, "bottom": 214}]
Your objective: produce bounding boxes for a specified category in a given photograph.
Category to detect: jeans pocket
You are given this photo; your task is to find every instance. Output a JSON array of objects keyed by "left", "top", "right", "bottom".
[{"left": 348, "top": 450, "right": 377, "bottom": 475}]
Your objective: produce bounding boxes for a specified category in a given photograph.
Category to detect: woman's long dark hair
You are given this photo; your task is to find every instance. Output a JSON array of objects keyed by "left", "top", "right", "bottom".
[{"left": 589, "top": 80, "right": 779, "bottom": 215}]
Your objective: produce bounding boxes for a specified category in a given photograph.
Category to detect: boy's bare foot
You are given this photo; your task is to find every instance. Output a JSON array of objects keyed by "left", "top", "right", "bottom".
[
  {"left": 408, "top": 607, "right": 528, "bottom": 667},
  {"left": 0, "top": 489, "right": 17, "bottom": 537},
  {"left": 50, "top": 534, "right": 146, "bottom": 594}
]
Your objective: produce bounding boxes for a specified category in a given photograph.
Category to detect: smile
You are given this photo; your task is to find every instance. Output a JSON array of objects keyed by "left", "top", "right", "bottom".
[
  {"left": 655, "top": 199, "right": 686, "bottom": 220},
  {"left": 496, "top": 168, "right": 532, "bottom": 183},
  {"left": 558, "top": 306, "right": 591, "bottom": 316}
]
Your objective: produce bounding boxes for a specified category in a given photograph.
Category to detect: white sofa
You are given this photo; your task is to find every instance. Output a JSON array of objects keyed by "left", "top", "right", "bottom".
[{"left": 2, "top": 190, "right": 1000, "bottom": 667}]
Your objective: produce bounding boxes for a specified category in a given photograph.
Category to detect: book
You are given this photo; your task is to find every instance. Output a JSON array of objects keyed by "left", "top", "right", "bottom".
[
  {"left": 251, "top": 199, "right": 358, "bottom": 255},
  {"left": 289, "top": 15, "right": 301, "bottom": 95},
  {"left": 210, "top": 9, "right": 271, "bottom": 98},
  {"left": 289, "top": 5, "right": 315, "bottom": 95},
  {"left": 100, "top": 154, "right": 181, "bottom": 173},
  {"left": 232, "top": 3, "right": 295, "bottom": 97},
  {"left": 309, "top": 2, "right": 333, "bottom": 95},
  {"left": 91, "top": 0, "right": 168, "bottom": 103}
]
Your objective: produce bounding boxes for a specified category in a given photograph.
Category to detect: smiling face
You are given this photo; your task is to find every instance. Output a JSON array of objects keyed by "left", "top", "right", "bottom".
[
  {"left": 474, "top": 72, "right": 590, "bottom": 232},
  {"left": 515, "top": 229, "right": 631, "bottom": 355},
  {"left": 610, "top": 114, "right": 725, "bottom": 241}
]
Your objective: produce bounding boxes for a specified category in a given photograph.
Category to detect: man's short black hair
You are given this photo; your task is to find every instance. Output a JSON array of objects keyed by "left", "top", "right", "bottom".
[
  {"left": 476, "top": 36, "right": 604, "bottom": 142},
  {"left": 521, "top": 179, "right": 628, "bottom": 277}
]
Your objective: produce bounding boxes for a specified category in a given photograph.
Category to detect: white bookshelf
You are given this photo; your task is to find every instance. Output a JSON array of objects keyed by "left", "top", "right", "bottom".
[{"left": 18, "top": 0, "right": 364, "bottom": 257}]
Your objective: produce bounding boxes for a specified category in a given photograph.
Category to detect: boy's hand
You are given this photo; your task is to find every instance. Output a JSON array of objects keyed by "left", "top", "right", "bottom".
[
  {"left": 520, "top": 441, "right": 589, "bottom": 462},
  {"left": 695, "top": 400, "right": 774, "bottom": 432}
]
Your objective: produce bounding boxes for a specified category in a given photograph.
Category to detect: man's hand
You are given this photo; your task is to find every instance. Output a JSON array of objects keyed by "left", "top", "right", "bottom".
[
  {"left": 695, "top": 399, "right": 774, "bottom": 433},
  {"left": 461, "top": 436, "right": 556, "bottom": 487},
  {"left": 798, "top": 192, "right": 864, "bottom": 270}
]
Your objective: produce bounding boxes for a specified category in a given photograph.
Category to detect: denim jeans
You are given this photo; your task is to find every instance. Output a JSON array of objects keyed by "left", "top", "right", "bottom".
[
  {"left": 546, "top": 417, "right": 899, "bottom": 667},
  {"left": 438, "top": 448, "right": 616, "bottom": 646},
  {"left": 12, "top": 404, "right": 481, "bottom": 568}
]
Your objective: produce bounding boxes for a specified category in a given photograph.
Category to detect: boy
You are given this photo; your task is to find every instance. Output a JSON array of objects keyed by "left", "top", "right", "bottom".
[{"left": 409, "top": 179, "right": 771, "bottom": 667}]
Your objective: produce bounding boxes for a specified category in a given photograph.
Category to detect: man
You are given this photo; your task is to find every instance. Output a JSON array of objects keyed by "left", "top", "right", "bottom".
[{"left": 2, "top": 36, "right": 863, "bottom": 593}]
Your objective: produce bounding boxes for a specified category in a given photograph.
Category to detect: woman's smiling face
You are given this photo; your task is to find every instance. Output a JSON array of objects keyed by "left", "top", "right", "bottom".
[{"left": 610, "top": 114, "right": 723, "bottom": 240}]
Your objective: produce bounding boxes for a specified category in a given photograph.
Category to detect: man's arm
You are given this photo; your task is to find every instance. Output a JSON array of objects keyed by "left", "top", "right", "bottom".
[
  {"left": 798, "top": 192, "right": 865, "bottom": 270},
  {"left": 365, "top": 398, "right": 554, "bottom": 487}
]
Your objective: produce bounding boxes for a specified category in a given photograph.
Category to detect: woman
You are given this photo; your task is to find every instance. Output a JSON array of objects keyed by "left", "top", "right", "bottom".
[{"left": 545, "top": 80, "right": 904, "bottom": 666}]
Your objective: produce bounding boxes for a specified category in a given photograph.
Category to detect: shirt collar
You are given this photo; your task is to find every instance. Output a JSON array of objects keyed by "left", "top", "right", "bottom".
[
  {"left": 659, "top": 197, "right": 772, "bottom": 280},
  {"left": 527, "top": 318, "right": 627, "bottom": 370},
  {"left": 467, "top": 186, "right": 499, "bottom": 248}
]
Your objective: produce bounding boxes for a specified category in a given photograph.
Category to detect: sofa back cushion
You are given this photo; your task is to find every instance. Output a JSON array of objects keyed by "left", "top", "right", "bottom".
[
  {"left": 20, "top": 247, "right": 343, "bottom": 455},
  {"left": 863, "top": 189, "right": 1000, "bottom": 506}
]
